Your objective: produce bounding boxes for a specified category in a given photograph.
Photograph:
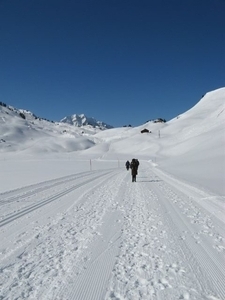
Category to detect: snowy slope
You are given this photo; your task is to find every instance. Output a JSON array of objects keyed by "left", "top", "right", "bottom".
[{"left": 0, "top": 105, "right": 103, "bottom": 152}]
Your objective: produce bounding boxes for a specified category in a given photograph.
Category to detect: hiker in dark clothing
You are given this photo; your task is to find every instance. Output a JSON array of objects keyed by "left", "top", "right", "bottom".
[
  {"left": 130, "top": 158, "right": 139, "bottom": 182},
  {"left": 125, "top": 160, "right": 130, "bottom": 170},
  {"left": 135, "top": 159, "right": 139, "bottom": 170}
]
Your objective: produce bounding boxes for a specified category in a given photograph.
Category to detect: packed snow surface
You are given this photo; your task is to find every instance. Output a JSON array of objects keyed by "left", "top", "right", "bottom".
[{"left": 0, "top": 88, "right": 224, "bottom": 299}]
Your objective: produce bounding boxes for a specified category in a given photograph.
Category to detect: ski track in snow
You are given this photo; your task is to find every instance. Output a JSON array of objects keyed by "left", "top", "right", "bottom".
[{"left": 0, "top": 163, "right": 224, "bottom": 300}]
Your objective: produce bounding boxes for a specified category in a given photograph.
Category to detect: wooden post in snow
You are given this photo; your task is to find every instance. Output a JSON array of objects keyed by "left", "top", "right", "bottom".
[{"left": 90, "top": 159, "right": 92, "bottom": 171}]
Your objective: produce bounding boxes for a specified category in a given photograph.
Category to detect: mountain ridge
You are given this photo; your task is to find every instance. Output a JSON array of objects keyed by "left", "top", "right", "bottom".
[
  {"left": 60, "top": 113, "right": 113, "bottom": 129},
  {"left": 0, "top": 87, "right": 224, "bottom": 154}
]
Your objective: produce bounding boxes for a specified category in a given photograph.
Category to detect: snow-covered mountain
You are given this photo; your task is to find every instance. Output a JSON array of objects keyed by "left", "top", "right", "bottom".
[
  {"left": 0, "top": 104, "right": 112, "bottom": 152},
  {"left": 0, "top": 88, "right": 224, "bottom": 160},
  {"left": 60, "top": 113, "right": 113, "bottom": 129}
]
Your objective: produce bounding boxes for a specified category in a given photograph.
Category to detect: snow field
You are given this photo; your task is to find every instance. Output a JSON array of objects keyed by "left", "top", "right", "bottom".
[{"left": 0, "top": 161, "right": 224, "bottom": 300}]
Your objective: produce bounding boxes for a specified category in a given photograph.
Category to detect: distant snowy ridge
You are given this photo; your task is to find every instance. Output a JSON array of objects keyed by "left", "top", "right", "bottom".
[
  {"left": 0, "top": 101, "right": 113, "bottom": 129},
  {"left": 0, "top": 87, "right": 224, "bottom": 155},
  {"left": 0, "top": 103, "right": 109, "bottom": 152},
  {"left": 60, "top": 113, "right": 113, "bottom": 129},
  {"left": 0, "top": 102, "right": 51, "bottom": 123}
]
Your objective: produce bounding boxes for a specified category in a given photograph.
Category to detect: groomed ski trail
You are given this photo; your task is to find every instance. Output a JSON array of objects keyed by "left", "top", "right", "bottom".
[{"left": 0, "top": 162, "right": 224, "bottom": 300}]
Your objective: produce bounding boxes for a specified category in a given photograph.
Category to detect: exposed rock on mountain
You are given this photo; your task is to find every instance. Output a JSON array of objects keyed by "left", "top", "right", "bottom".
[{"left": 60, "top": 114, "right": 113, "bottom": 129}]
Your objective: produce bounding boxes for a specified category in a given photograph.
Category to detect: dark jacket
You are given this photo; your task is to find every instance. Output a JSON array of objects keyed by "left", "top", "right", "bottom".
[{"left": 130, "top": 159, "right": 138, "bottom": 175}]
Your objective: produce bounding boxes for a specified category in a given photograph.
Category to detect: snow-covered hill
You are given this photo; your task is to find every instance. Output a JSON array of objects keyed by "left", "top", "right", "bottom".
[
  {"left": 0, "top": 87, "right": 224, "bottom": 171},
  {"left": 0, "top": 88, "right": 224, "bottom": 167},
  {"left": 0, "top": 105, "right": 110, "bottom": 152}
]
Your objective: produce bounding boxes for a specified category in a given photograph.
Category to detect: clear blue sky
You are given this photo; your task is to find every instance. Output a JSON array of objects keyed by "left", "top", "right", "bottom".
[{"left": 0, "top": 0, "right": 224, "bottom": 127}]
